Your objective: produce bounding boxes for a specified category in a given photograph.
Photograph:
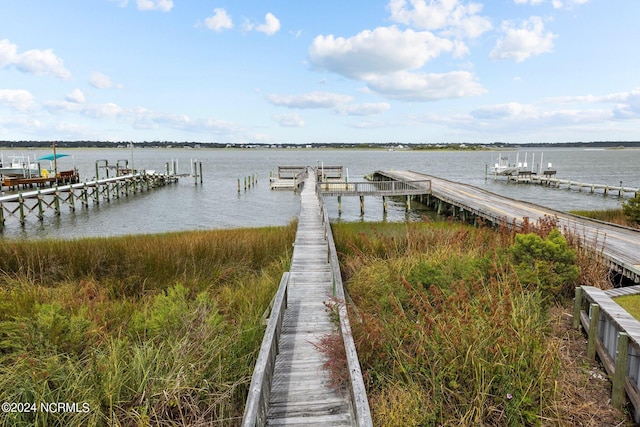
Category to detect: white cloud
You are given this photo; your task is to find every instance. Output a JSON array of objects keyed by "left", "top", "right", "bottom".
[
  {"left": 514, "top": 0, "right": 545, "bottom": 5},
  {"left": 65, "top": 89, "right": 85, "bottom": 103},
  {"left": 0, "top": 39, "right": 71, "bottom": 79},
  {"left": 89, "top": 71, "right": 122, "bottom": 89},
  {"left": 309, "top": 26, "right": 456, "bottom": 79},
  {"left": 387, "top": 0, "right": 492, "bottom": 39},
  {"left": 367, "top": 70, "right": 486, "bottom": 101},
  {"left": 490, "top": 16, "right": 556, "bottom": 62},
  {"left": 136, "top": 0, "right": 173, "bottom": 12},
  {"left": 471, "top": 102, "right": 537, "bottom": 119},
  {"left": 272, "top": 113, "right": 305, "bottom": 127},
  {"left": 205, "top": 8, "right": 233, "bottom": 32},
  {"left": 0, "top": 89, "right": 37, "bottom": 112},
  {"left": 256, "top": 13, "right": 281, "bottom": 36},
  {"left": 307, "top": 26, "right": 484, "bottom": 101},
  {"left": 336, "top": 102, "right": 391, "bottom": 116},
  {"left": 267, "top": 92, "right": 354, "bottom": 109}
]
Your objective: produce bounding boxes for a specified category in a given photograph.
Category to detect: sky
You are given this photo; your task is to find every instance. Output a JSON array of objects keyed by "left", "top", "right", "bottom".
[{"left": 1, "top": 0, "right": 639, "bottom": 145}]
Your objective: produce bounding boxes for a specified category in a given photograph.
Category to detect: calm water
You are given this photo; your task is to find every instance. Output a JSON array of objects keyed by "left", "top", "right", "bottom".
[{"left": 2, "top": 147, "right": 639, "bottom": 240}]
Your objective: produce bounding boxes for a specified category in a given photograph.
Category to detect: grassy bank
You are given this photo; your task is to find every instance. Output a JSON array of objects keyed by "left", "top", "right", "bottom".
[
  {"left": 0, "top": 224, "right": 296, "bottom": 426},
  {"left": 570, "top": 208, "right": 637, "bottom": 228},
  {"left": 332, "top": 221, "right": 624, "bottom": 426}
]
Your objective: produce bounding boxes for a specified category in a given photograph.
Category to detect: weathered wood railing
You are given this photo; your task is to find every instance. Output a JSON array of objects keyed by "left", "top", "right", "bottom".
[
  {"left": 574, "top": 285, "right": 640, "bottom": 422},
  {"left": 319, "top": 179, "right": 431, "bottom": 197},
  {"left": 317, "top": 185, "right": 373, "bottom": 426},
  {"left": 241, "top": 272, "right": 290, "bottom": 427}
]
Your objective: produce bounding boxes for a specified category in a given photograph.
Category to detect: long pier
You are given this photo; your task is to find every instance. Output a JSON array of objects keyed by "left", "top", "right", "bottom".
[
  {"left": 243, "top": 168, "right": 371, "bottom": 426},
  {"left": 375, "top": 170, "right": 640, "bottom": 284},
  {"left": 499, "top": 173, "right": 639, "bottom": 198},
  {"left": 0, "top": 172, "right": 178, "bottom": 226}
]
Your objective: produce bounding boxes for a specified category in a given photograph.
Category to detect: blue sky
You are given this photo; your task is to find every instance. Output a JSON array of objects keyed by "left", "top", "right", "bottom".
[{"left": 1, "top": 0, "right": 639, "bottom": 144}]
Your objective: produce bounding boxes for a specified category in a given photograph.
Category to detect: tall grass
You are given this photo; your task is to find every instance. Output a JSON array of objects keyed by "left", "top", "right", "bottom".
[
  {"left": 570, "top": 208, "right": 637, "bottom": 228},
  {"left": 332, "top": 221, "right": 611, "bottom": 426},
  {"left": 0, "top": 223, "right": 296, "bottom": 426}
]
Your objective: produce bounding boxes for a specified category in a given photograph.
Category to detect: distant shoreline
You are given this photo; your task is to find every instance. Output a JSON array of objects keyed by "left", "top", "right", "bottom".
[{"left": 1, "top": 140, "right": 640, "bottom": 151}]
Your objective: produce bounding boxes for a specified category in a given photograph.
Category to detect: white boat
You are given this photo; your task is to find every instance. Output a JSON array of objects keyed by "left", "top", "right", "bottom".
[
  {"left": 0, "top": 155, "right": 40, "bottom": 178},
  {"left": 490, "top": 154, "right": 518, "bottom": 176}
]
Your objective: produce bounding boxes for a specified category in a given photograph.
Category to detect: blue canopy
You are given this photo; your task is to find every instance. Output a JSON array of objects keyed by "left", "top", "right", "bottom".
[{"left": 37, "top": 153, "right": 70, "bottom": 161}]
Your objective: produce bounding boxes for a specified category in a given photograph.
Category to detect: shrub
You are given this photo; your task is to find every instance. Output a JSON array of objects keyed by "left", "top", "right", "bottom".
[
  {"left": 622, "top": 193, "right": 640, "bottom": 224},
  {"left": 509, "top": 229, "right": 579, "bottom": 300}
]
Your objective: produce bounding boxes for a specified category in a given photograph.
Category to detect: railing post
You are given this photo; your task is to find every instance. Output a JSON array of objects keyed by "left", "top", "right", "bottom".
[
  {"left": 612, "top": 332, "right": 629, "bottom": 409},
  {"left": 587, "top": 303, "right": 600, "bottom": 360},
  {"left": 573, "top": 287, "right": 583, "bottom": 329}
]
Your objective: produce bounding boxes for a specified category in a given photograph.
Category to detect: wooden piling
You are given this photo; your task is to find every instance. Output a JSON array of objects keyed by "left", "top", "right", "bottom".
[
  {"left": 612, "top": 332, "right": 629, "bottom": 409},
  {"left": 587, "top": 303, "right": 600, "bottom": 360},
  {"left": 573, "top": 287, "right": 583, "bottom": 329},
  {"left": 360, "top": 195, "right": 364, "bottom": 215}
]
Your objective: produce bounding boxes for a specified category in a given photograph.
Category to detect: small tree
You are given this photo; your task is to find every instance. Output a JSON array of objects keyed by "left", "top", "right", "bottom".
[
  {"left": 509, "top": 228, "right": 579, "bottom": 301},
  {"left": 622, "top": 193, "right": 640, "bottom": 224}
]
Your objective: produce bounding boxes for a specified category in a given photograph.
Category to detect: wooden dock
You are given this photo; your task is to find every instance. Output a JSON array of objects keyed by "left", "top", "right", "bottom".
[
  {"left": 243, "top": 168, "right": 371, "bottom": 426},
  {"left": 0, "top": 172, "right": 178, "bottom": 226},
  {"left": 374, "top": 170, "right": 640, "bottom": 284},
  {"left": 499, "top": 174, "right": 639, "bottom": 198}
]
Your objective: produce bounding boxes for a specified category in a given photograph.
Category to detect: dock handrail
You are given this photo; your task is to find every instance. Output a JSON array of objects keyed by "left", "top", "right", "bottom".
[
  {"left": 574, "top": 285, "right": 640, "bottom": 423},
  {"left": 319, "top": 179, "right": 431, "bottom": 196},
  {"left": 317, "top": 183, "right": 373, "bottom": 426},
  {"left": 241, "top": 272, "right": 290, "bottom": 427}
]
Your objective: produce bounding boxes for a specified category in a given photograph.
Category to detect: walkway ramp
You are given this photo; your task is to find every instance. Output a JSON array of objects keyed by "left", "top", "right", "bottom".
[
  {"left": 242, "top": 167, "right": 369, "bottom": 426},
  {"left": 267, "top": 169, "right": 353, "bottom": 425}
]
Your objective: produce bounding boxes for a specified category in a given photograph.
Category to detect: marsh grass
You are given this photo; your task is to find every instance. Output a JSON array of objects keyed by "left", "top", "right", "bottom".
[
  {"left": 331, "top": 220, "right": 613, "bottom": 426},
  {"left": 570, "top": 208, "right": 638, "bottom": 228},
  {"left": 0, "top": 223, "right": 296, "bottom": 426}
]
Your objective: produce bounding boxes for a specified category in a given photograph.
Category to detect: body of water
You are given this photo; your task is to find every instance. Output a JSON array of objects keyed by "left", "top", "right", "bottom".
[{"left": 1, "top": 147, "right": 639, "bottom": 240}]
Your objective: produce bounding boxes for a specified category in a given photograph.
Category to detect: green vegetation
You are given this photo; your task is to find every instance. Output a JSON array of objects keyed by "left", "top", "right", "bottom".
[
  {"left": 622, "top": 193, "right": 640, "bottom": 225},
  {"left": 570, "top": 208, "right": 637, "bottom": 227},
  {"left": 332, "top": 221, "right": 613, "bottom": 426},
  {"left": 0, "top": 224, "right": 296, "bottom": 426},
  {"left": 614, "top": 295, "right": 640, "bottom": 321}
]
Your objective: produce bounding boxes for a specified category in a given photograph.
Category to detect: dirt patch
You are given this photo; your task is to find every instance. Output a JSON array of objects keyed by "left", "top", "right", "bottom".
[{"left": 551, "top": 305, "right": 634, "bottom": 426}]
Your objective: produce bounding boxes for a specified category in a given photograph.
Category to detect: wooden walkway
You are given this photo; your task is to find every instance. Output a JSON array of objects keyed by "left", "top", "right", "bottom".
[
  {"left": 266, "top": 168, "right": 355, "bottom": 425},
  {"left": 375, "top": 170, "right": 640, "bottom": 284}
]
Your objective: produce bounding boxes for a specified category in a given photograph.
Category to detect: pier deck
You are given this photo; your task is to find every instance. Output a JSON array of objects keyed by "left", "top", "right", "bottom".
[
  {"left": 375, "top": 170, "right": 640, "bottom": 283},
  {"left": 267, "top": 168, "right": 353, "bottom": 425}
]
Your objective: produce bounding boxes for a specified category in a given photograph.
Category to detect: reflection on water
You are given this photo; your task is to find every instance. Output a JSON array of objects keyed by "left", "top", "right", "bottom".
[{"left": 1, "top": 147, "right": 638, "bottom": 239}]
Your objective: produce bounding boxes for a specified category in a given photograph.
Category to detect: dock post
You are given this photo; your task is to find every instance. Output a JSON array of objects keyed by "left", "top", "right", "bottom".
[
  {"left": 0, "top": 202, "right": 4, "bottom": 226},
  {"left": 406, "top": 195, "right": 411, "bottom": 211},
  {"left": 338, "top": 196, "right": 342, "bottom": 214},
  {"left": 18, "top": 193, "right": 25, "bottom": 225},
  {"left": 360, "top": 196, "right": 364, "bottom": 216},
  {"left": 605, "top": 186, "right": 609, "bottom": 196},
  {"left": 199, "top": 162, "right": 203, "bottom": 184},
  {"left": 619, "top": 181, "right": 622, "bottom": 198},
  {"left": 37, "top": 191, "right": 44, "bottom": 221},
  {"left": 69, "top": 188, "right": 75, "bottom": 211},
  {"left": 612, "top": 332, "right": 629, "bottom": 409},
  {"left": 587, "top": 303, "right": 600, "bottom": 360},
  {"left": 572, "top": 287, "right": 583, "bottom": 329},
  {"left": 54, "top": 188, "right": 60, "bottom": 215},
  {"left": 238, "top": 178, "right": 241, "bottom": 193},
  {"left": 382, "top": 196, "right": 387, "bottom": 213}
]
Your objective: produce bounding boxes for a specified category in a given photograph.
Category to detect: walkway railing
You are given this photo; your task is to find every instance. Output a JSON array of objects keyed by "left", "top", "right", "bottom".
[
  {"left": 241, "top": 273, "right": 290, "bottom": 427},
  {"left": 574, "top": 285, "right": 640, "bottom": 423},
  {"left": 319, "top": 179, "right": 430, "bottom": 197}
]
